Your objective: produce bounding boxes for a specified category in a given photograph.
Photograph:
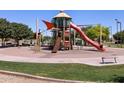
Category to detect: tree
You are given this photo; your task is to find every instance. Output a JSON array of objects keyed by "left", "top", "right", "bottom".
[
  {"left": 113, "top": 31, "right": 124, "bottom": 43},
  {"left": 10, "top": 22, "right": 33, "bottom": 46},
  {"left": 42, "top": 36, "right": 52, "bottom": 44},
  {"left": 0, "top": 18, "right": 11, "bottom": 46},
  {"left": 85, "top": 25, "right": 109, "bottom": 42}
]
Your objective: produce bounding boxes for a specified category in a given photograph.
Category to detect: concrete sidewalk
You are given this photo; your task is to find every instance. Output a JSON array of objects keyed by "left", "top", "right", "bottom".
[
  {"left": 0, "top": 70, "right": 82, "bottom": 83},
  {"left": 0, "top": 54, "right": 124, "bottom": 66}
]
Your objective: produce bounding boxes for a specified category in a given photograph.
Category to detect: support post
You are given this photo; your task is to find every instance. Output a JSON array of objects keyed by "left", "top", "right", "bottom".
[
  {"left": 34, "top": 18, "right": 40, "bottom": 52},
  {"left": 100, "top": 24, "right": 102, "bottom": 44}
]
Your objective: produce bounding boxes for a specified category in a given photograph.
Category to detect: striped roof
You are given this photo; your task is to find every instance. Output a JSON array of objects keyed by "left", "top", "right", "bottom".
[{"left": 53, "top": 11, "right": 71, "bottom": 18}]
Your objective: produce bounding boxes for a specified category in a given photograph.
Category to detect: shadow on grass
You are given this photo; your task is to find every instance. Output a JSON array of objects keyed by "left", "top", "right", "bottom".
[{"left": 111, "top": 75, "right": 124, "bottom": 83}]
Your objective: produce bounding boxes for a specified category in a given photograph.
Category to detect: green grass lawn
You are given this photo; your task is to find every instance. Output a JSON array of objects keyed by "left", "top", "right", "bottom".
[
  {"left": 104, "top": 42, "right": 124, "bottom": 48},
  {"left": 0, "top": 60, "right": 124, "bottom": 82}
]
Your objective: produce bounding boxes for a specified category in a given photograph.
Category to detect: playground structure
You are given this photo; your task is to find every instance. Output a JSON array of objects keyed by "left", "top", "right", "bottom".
[
  {"left": 43, "top": 11, "right": 105, "bottom": 53},
  {"left": 70, "top": 22, "right": 105, "bottom": 51},
  {"left": 51, "top": 11, "right": 72, "bottom": 53},
  {"left": 34, "top": 18, "right": 41, "bottom": 52}
]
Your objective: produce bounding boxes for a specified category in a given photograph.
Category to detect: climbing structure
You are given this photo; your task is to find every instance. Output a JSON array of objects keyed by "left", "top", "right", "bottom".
[
  {"left": 43, "top": 11, "right": 105, "bottom": 53},
  {"left": 51, "top": 11, "right": 72, "bottom": 53}
]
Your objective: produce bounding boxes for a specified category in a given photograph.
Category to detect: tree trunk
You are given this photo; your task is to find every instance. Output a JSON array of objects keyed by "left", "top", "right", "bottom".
[
  {"left": 16, "top": 39, "right": 19, "bottom": 46},
  {"left": 1, "top": 38, "right": 5, "bottom": 47}
]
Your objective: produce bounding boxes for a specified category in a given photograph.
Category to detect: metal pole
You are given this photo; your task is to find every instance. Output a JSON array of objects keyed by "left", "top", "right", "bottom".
[
  {"left": 35, "top": 18, "right": 40, "bottom": 52},
  {"left": 56, "top": 18, "right": 58, "bottom": 39},
  {"left": 36, "top": 18, "right": 38, "bottom": 41},
  {"left": 110, "top": 26, "right": 113, "bottom": 42},
  {"left": 74, "top": 29, "right": 76, "bottom": 45},
  {"left": 69, "top": 24, "right": 71, "bottom": 49},
  {"left": 63, "top": 17, "right": 65, "bottom": 49},
  {"left": 100, "top": 24, "right": 102, "bottom": 44},
  {"left": 115, "top": 19, "right": 119, "bottom": 45},
  {"left": 119, "top": 22, "right": 122, "bottom": 47},
  {"left": 38, "top": 29, "right": 41, "bottom": 47}
]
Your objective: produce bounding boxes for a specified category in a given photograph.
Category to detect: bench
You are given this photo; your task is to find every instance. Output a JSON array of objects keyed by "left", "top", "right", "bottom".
[{"left": 101, "top": 56, "right": 117, "bottom": 64}]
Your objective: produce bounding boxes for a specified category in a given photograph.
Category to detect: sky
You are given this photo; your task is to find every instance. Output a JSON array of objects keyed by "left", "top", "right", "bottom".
[{"left": 0, "top": 10, "right": 124, "bottom": 36}]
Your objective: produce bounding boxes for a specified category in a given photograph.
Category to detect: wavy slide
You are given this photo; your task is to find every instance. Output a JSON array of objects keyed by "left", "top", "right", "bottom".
[{"left": 70, "top": 22, "right": 105, "bottom": 51}]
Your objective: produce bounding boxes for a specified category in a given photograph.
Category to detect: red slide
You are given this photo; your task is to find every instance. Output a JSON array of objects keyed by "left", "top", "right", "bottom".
[{"left": 70, "top": 22, "right": 105, "bottom": 51}]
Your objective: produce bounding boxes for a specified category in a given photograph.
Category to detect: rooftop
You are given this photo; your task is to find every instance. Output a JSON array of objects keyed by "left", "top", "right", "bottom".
[{"left": 53, "top": 11, "right": 72, "bottom": 18}]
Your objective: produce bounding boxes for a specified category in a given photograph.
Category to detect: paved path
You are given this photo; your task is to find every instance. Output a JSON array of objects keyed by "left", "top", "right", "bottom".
[
  {"left": 0, "top": 53, "right": 124, "bottom": 66},
  {"left": 0, "top": 73, "right": 54, "bottom": 83},
  {"left": 0, "top": 70, "right": 82, "bottom": 83},
  {"left": 0, "top": 47, "right": 124, "bottom": 66}
]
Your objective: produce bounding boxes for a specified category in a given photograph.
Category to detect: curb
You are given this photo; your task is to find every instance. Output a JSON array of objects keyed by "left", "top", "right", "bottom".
[{"left": 0, "top": 70, "right": 82, "bottom": 83}]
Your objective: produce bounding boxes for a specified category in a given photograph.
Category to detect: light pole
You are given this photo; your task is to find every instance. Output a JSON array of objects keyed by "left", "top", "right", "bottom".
[
  {"left": 118, "top": 21, "right": 122, "bottom": 47},
  {"left": 115, "top": 19, "right": 123, "bottom": 47},
  {"left": 115, "top": 19, "right": 119, "bottom": 46}
]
